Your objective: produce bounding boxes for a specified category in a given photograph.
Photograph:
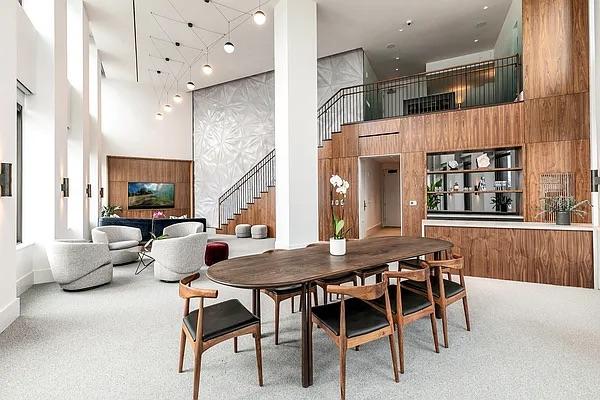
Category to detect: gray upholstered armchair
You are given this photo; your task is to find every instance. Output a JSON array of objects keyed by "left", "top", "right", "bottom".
[
  {"left": 162, "top": 221, "right": 205, "bottom": 238},
  {"left": 152, "top": 233, "right": 208, "bottom": 282},
  {"left": 47, "top": 242, "right": 113, "bottom": 291},
  {"left": 91, "top": 226, "right": 142, "bottom": 265}
]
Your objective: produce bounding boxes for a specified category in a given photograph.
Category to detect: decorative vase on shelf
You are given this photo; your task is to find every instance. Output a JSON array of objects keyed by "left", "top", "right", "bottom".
[
  {"left": 556, "top": 211, "right": 571, "bottom": 226},
  {"left": 330, "top": 238, "right": 347, "bottom": 256}
]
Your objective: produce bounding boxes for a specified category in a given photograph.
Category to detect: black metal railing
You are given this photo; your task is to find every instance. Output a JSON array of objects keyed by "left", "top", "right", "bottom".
[
  {"left": 317, "top": 54, "right": 522, "bottom": 145},
  {"left": 218, "top": 150, "right": 275, "bottom": 227}
]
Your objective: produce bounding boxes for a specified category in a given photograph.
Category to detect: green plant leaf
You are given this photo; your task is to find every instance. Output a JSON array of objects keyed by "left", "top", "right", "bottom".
[{"left": 335, "top": 219, "right": 345, "bottom": 236}]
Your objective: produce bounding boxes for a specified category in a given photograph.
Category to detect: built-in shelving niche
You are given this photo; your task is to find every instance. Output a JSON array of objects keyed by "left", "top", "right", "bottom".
[{"left": 426, "top": 147, "right": 524, "bottom": 221}]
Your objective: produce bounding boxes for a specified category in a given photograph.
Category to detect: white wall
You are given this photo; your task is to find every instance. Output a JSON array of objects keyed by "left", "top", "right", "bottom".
[
  {"left": 0, "top": 0, "right": 19, "bottom": 334},
  {"left": 17, "top": 6, "right": 37, "bottom": 92},
  {"left": 101, "top": 79, "right": 192, "bottom": 160},
  {"left": 494, "top": 0, "right": 523, "bottom": 59}
]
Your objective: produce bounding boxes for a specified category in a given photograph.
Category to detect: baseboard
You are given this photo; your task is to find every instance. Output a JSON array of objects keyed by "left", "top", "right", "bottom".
[
  {"left": 33, "top": 268, "right": 54, "bottom": 284},
  {"left": 16, "top": 272, "right": 34, "bottom": 297},
  {"left": 0, "top": 298, "right": 20, "bottom": 334}
]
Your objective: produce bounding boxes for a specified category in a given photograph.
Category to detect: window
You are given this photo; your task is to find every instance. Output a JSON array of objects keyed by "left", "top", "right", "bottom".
[{"left": 17, "top": 103, "right": 23, "bottom": 243}]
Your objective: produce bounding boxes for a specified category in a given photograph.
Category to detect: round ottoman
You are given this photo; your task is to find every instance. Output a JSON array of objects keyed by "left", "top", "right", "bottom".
[
  {"left": 205, "top": 241, "right": 229, "bottom": 266},
  {"left": 251, "top": 225, "right": 268, "bottom": 239},
  {"left": 235, "top": 224, "right": 252, "bottom": 238}
]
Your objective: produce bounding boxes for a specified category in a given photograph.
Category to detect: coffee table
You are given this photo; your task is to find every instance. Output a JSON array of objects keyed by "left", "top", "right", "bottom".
[{"left": 129, "top": 245, "right": 155, "bottom": 275}]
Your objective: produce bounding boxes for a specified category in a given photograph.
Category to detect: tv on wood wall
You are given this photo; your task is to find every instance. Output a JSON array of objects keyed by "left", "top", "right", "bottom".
[{"left": 128, "top": 182, "right": 175, "bottom": 209}]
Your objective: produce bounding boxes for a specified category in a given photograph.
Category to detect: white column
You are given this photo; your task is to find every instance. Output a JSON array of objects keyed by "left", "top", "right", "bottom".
[
  {"left": 0, "top": 0, "right": 19, "bottom": 333},
  {"left": 67, "top": 0, "right": 90, "bottom": 239},
  {"left": 89, "top": 39, "right": 102, "bottom": 229},
  {"left": 274, "top": 0, "right": 319, "bottom": 249},
  {"left": 23, "top": 0, "right": 69, "bottom": 242}
]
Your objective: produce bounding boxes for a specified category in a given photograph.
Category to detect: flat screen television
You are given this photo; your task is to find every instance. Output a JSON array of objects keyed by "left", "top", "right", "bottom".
[{"left": 128, "top": 182, "right": 175, "bottom": 209}]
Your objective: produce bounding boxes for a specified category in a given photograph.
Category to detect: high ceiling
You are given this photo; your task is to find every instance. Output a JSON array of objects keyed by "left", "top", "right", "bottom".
[{"left": 85, "top": 0, "right": 514, "bottom": 89}]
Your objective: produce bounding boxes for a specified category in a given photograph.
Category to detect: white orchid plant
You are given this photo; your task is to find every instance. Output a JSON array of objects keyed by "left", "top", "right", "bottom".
[{"left": 330, "top": 174, "right": 351, "bottom": 240}]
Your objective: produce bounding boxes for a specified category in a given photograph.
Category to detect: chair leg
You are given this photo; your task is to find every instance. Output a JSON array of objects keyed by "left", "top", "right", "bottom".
[
  {"left": 339, "top": 346, "right": 347, "bottom": 400},
  {"left": 441, "top": 306, "right": 449, "bottom": 348},
  {"left": 254, "top": 327, "right": 264, "bottom": 386},
  {"left": 233, "top": 337, "right": 238, "bottom": 353},
  {"left": 429, "top": 313, "right": 440, "bottom": 353},
  {"left": 291, "top": 296, "right": 295, "bottom": 313},
  {"left": 323, "top": 287, "right": 328, "bottom": 305},
  {"left": 192, "top": 350, "right": 203, "bottom": 400},
  {"left": 396, "top": 324, "right": 405, "bottom": 374},
  {"left": 388, "top": 333, "right": 399, "bottom": 383},
  {"left": 178, "top": 328, "right": 186, "bottom": 373},
  {"left": 376, "top": 273, "right": 382, "bottom": 283},
  {"left": 312, "top": 289, "right": 319, "bottom": 306},
  {"left": 462, "top": 296, "right": 471, "bottom": 331},
  {"left": 360, "top": 276, "right": 365, "bottom": 285},
  {"left": 274, "top": 300, "right": 280, "bottom": 345}
]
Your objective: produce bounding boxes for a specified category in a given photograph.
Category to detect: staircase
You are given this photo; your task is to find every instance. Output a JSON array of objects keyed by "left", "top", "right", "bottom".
[{"left": 217, "top": 150, "right": 275, "bottom": 235}]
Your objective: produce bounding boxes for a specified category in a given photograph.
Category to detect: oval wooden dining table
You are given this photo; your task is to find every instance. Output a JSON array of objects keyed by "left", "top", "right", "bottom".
[{"left": 206, "top": 236, "right": 452, "bottom": 388}]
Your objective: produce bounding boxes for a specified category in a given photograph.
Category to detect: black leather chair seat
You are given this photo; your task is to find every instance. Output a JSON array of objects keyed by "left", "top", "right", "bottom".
[
  {"left": 316, "top": 272, "right": 356, "bottom": 285},
  {"left": 399, "top": 258, "right": 422, "bottom": 269},
  {"left": 265, "top": 285, "right": 303, "bottom": 295},
  {"left": 311, "top": 298, "right": 390, "bottom": 338},
  {"left": 372, "top": 284, "right": 431, "bottom": 316},
  {"left": 183, "top": 299, "right": 259, "bottom": 342},
  {"left": 402, "top": 278, "right": 464, "bottom": 298}
]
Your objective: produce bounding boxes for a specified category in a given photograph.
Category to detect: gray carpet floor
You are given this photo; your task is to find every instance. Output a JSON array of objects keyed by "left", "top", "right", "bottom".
[{"left": 1, "top": 237, "right": 600, "bottom": 400}]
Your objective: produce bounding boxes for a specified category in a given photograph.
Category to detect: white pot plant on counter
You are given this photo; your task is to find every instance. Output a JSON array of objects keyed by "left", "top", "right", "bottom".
[
  {"left": 329, "top": 174, "right": 351, "bottom": 256},
  {"left": 536, "top": 196, "right": 591, "bottom": 225}
]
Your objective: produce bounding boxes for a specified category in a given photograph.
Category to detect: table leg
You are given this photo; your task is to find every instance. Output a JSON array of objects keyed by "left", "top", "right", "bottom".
[
  {"left": 301, "top": 283, "right": 313, "bottom": 388},
  {"left": 433, "top": 251, "right": 442, "bottom": 319},
  {"left": 252, "top": 289, "right": 261, "bottom": 318},
  {"left": 134, "top": 253, "right": 154, "bottom": 275}
]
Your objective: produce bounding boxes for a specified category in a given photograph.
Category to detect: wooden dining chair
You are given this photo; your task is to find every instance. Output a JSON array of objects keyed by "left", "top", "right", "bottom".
[
  {"left": 354, "top": 263, "right": 389, "bottom": 285},
  {"left": 261, "top": 249, "right": 318, "bottom": 345},
  {"left": 401, "top": 254, "right": 471, "bottom": 348},
  {"left": 368, "top": 265, "right": 439, "bottom": 374},
  {"left": 178, "top": 273, "right": 263, "bottom": 400},
  {"left": 306, "top": 242, "right": 358, "bottom": 304},
  {"left": 311, "top": 280, "right": 399, "bottom": 400}
]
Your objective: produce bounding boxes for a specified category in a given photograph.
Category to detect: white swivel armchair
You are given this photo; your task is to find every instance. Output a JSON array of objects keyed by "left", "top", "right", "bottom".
[
  {"left": 152, "top": 233, "right": 208, "bottom": 282},
  {"left": 91, "top": 226, "right": 142, "bottom": 265},
  {"left": 162, "top": 221, "right": 205, "bottom": 238},
  {"left": 47, "top": 241, "right": 113, "bottom": 291}
]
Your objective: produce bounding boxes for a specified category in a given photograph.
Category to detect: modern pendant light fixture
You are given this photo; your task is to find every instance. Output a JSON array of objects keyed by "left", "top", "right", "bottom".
[
  {"left": 163, "top": 104, "right": 172, "bottom": 113},
  {"left": 155, "top": 112, "right": 164, "bottom": 120},
  {"left": 186, "top": 66, "right": 195, "bottom": 91},
  {"left": 253, "top": 1, "right": 266, "bottom": 25},
  {"left": 202, "top": 50, "right": 213, "bottom": 75},
  {"left": 173, "top": 93, "right": 183, "bottom": 103},
  {"left": 224, "top": 21, "right": 235, "bottom": 53}
]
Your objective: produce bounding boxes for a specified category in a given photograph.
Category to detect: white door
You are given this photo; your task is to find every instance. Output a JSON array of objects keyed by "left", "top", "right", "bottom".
[{"left": 383, "top": 169, "right": 401, "bottom": 226}]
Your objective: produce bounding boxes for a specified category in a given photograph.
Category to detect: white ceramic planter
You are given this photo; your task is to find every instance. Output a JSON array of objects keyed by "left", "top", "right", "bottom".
[{"left": 329, "top": 238, "right": 346, "bottom": 256}]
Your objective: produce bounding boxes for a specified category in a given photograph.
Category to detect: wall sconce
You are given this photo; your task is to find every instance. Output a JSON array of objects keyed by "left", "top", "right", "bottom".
[
  {"left": 0, "top": 163, "right": 12, "bottom": 197},
  {"left": 86, "top": 183, "right": 92, "bottom": 198},
  {"left": 100, "top": 187, "right": 104, "bottom": 198},
  {"left": 60, "top": 177, "right": 70, "bottom": 197}
]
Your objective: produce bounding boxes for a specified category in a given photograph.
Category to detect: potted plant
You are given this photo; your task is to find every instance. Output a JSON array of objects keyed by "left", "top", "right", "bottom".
[
  {"left": 101, "top": 205, "right": 122, "bottom": 218},
  {"left": 427, "top": 179, "right": 442, "bottom": 211},
  {"left": 490, "top": 194, "right": 512, "bottom": 212},
  {"left": 536, "top": 196, "right": 591, "bottom": 225},
  {"left": 329, "top": 174, "right": 350, "bottom": 256}
]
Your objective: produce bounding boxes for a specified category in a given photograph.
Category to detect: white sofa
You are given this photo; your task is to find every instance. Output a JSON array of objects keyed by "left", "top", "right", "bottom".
[
  {"left": 152, "top": 233, "right": 208, "bottom": 282},
  {"left": 91, "top": 226, "right": 142, "bottom": 265},
  {"left": 47, "top": 241, "right": 113, "bottom": 291},
  {"left": 162, "top": 221, "right": 204, "bottom": 238}
]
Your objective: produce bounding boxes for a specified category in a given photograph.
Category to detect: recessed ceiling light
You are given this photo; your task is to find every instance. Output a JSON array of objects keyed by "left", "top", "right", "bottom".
[
  {"left": 386, "top": 43, "right": 396, "bottom": 49},
  {"left": 395, "top": 68, "right": 399, "bottom": 71},
  {"left": 398, "top": 28, "right": 404, "bottom": 32},
  {"left": 406, "top": 20, "right": 412, "bottom": 26},
  {"left": 395, "top": 56, "right": 400, "bottom": 60},
  {"left": 483, "top": 5, "right": 489, "bottom": 10},
  {"left": 474, "top": 39, "right": 479, "bottom": 43}
]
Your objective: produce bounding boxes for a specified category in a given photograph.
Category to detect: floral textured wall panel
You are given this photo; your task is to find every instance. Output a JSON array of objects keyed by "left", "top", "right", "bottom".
[{"left": 193, "top": 72, "right": 275, "bottom": 226}]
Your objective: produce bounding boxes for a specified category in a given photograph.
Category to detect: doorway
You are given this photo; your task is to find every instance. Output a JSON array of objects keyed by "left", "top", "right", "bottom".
[{"left": 358, "top": 155, "right": 401, "bottom": 238}]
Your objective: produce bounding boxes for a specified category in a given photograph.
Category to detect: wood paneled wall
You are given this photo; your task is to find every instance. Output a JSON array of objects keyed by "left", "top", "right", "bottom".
[
  {"left": 425, "top": 226, "right": 594, "bottom": 288},
  {"left": 107, "top": 156, "right": 193, "bottom": 219},
  {"left": 523, "top": 0, "right": 589, "bottom": 99},
  {"left": 217, "top": 187, "right": 276, "bottom": 238}
]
